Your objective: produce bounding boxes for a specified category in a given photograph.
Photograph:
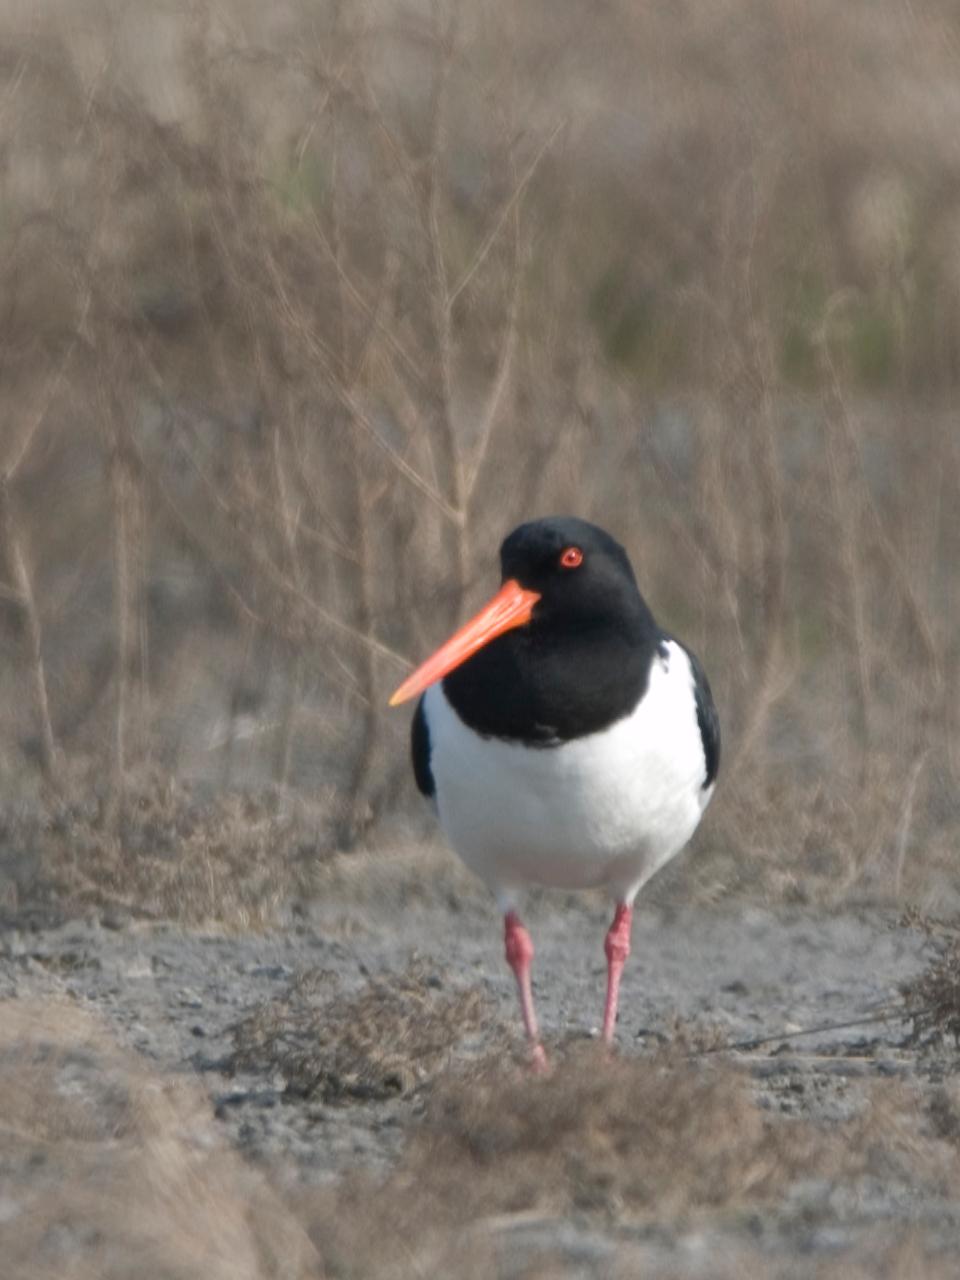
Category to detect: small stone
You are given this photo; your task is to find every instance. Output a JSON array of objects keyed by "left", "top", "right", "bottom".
[
  {"left": 215, "top": 1090, "right": 251, "bottom": 1115},
  {"left": 874, "top": 1059, "right": 903, "bottom": 1077},
  {"left": 0, "top": 1196, "right": 22, "bottom": 1225},
  {"left": 244, "top": 963, "right": 293, "bottom": 980},
  {"left": 4, "top": 932, "right": 26, "bottom": 958},
  {"left": 822, "top": 1059, "right": 869, "bottom": 1077},
  {"left": 100, "top": 909, "right": 131, "bottom": 931}
]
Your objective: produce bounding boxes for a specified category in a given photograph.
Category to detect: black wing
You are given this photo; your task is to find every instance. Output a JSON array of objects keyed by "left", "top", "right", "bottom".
[
  {"left": 411, "top": 696, "right": 435, "bottom": 798},
  {"left": 686, "top": 646, "right": 720, "bottom": 788}
]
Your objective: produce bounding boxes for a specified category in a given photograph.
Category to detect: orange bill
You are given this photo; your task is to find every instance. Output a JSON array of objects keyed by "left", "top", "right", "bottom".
[{"left": 389, "top": 579, "right": 541, "bottom": 706}]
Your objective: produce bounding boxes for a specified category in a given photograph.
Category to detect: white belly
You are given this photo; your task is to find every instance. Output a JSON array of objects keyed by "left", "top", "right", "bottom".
[{"left": 424, "top": 641, "right": 713, "bottom": 906}]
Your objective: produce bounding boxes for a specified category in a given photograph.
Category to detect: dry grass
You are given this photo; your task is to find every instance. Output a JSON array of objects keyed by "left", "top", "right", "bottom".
[
  {"left": 229, "top": 958, "right": 496, "bottom": 1099},
  {"left": 301, "top": 1047, "right": 960, "bottom": 1279},
  {"left": 901, "top": 915, "right": 960, "bottom": 1049},
  {"left": 0, "top": 1000, "right": 321, "bottom": 1280},
  {"left": 3, "top": 763, "right": 325, "bottom": 926},
  {"left": 412, "top": 1047, "right": 823, "bottom": 1215},
  {"left": 3, "top": 998, "right": 960, "bottom": 1279}
]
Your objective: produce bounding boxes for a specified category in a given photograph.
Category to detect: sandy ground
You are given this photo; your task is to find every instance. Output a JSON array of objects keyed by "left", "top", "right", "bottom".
[{"left": 2, "top": 847, "right": 959, "bottom": 1278}]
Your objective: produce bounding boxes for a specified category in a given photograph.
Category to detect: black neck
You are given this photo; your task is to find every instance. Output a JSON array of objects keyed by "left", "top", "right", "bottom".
[{"left": 442, "top": 610, "right": 660, "bottom": 744}]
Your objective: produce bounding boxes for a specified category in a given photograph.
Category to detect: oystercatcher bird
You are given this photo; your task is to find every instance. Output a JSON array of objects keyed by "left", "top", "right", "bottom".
[{"left": 390, "top": 517, "right": 719, "bottom": 1066}]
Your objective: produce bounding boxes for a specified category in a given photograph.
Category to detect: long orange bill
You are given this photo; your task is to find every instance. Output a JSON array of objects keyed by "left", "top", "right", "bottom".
[{"left": 389, "top": 579, "right": 541, "bottom": 706}]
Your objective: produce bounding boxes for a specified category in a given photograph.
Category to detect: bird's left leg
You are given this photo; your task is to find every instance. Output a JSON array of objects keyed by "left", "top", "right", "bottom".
[
  {"left": 601, "top": 901, "right": 633, "bottom": 1045},
  {"left": 504, "top": 910, "right": 548, "bottom": 1071}
]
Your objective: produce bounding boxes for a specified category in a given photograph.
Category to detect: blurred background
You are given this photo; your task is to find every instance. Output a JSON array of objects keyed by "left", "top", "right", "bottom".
[{"left": 0, "top": 0, "right": 957, "bottom": 920}]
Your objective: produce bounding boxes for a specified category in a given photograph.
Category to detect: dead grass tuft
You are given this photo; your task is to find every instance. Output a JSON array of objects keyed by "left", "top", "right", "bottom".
[
  {"left": 301, "top": 1050, "right": 960, "bottom": 1277},
  {"left": 0, "top": 999, "right": 320, "bottom": 1280},
  {"left": 300, "top": 1047, "right": 831, "bottom": 1279},
  {"left": 229, "top": 959, "right": 495, "bottom": 1100},
  {"left": 298, "top": 1048, "right": 820, "bottom": 1276},
  {"left": 900, "top": 916, "right": 960, "bottom": 1048},
  {"left": 408, "top": 1046, "right": 825, "bottom": 1216},
  {"left": 12, "top": 763, "right": 326, "bottom": 928}
]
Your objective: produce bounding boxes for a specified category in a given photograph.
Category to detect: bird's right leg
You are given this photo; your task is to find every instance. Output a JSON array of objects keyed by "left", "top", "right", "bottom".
[
  {"left": 601, "top": 901, "right": 633, "bottom": 1045},
  {"left": 504, "top": 910, "right": 548, "bottom": 1071}
]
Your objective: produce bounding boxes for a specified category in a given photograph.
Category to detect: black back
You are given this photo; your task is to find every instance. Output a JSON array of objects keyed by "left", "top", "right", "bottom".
[
  {"left": 411, "top": 696, "right": 435, "bottom": 797},
  {"left": 690, "top": 648, "right": 721, "bottom": 788},
  {"left": 671, "top": 637, "right": 721, "bottom": 789}
]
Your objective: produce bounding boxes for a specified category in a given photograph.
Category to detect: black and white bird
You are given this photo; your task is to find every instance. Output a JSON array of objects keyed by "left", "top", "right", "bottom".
[{"left": 389, "top": 517, "right": 719, "bottom": 1068}]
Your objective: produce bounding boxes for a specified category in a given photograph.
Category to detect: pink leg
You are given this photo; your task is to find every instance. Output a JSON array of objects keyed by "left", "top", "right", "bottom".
[
  {"left": 602, "top": 902, "right": 633, "bottom": 1045},
  {"left": 504, "top": 911, "right": 548, "bottom": 1071}
]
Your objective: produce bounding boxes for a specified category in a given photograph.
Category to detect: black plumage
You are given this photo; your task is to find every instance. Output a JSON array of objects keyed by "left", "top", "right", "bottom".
[
  {"left": 411, "top": 695, "right": 435, "bottom": 797},
  {"left": 683, "top": 643, "right": 721, "bottom": 788},
  {"left": 442, "top": 518, "right": 661, "bottom": 745}
]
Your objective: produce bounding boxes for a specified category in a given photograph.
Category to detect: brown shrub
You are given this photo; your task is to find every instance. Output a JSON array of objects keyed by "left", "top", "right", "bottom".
[
  {"left": 299, "top": 1046, "right": 960, "bottom": 1278},
  {"left": 4, "top": 763, "right": 324, "bottom": 927},
  {"left": 301, "top": 1047, "right": 827, "bottom": 1277},
  {"left": 230, "top": 958, "right": 496, "bottom": 1100},
  {"left": 901, "top": 916, "right": 960, "bottom": 1048}
]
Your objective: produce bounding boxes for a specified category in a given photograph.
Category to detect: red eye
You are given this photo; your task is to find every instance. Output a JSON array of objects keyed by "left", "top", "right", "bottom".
[{"left": 559, "top": 546, "right": 583, "bottom": 569}]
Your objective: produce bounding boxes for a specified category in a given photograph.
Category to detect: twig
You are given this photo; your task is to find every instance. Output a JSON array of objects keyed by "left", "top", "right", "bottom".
[
  {"left": 894, "top": 751, "right": 928, "bottom": 897},
  {"left": 0, "top": 479, "right": 59, "bottom": 785},
  {"left": 447, "top": 119, "right": 565, "bottom": 312},
  {"left": 464, "top": 204, "right": 523, "bottom": 501},
  {"left": 695, "top": 1008, "right": 903, "bottom": 1056},
  {"left": 147, "top": 453, "right": 412, "bottom": 673}
]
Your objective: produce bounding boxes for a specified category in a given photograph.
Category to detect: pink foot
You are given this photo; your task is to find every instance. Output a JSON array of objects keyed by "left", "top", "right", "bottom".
[
  {"left": 602, "top": 902, "right": 633, "bottom": 1045},
  {"left": 504, "top": 911, "right": 548, "bottom": 1069},
  {"left": 530, "top": 1042, "right": 550, "bottom": 1074}
]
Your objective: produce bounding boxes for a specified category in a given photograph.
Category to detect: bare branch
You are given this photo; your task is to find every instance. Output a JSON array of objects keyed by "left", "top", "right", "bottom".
[{"left": 447, "top": 119, "right": 564, "bottom": 312}]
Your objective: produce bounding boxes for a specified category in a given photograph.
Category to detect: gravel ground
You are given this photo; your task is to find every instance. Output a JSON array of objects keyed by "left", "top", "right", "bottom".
[{"left": 1, "top": 848, "right": 959, "bottom": 1278}]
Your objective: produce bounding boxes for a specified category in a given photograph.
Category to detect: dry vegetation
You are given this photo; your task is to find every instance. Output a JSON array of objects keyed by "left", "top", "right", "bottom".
[
  {"left": 0, "top": 1000, "right": 321, "bottom": 1280},
  {"left": 4, "top": 996, "right": 960, "bottom": 1280},
  {"left": 229, "top": 958, "right": 495, "bottom": 1098},
  {"left": 304, "top": 1056, "right": 960, "bottom": 1279},
  {"left": 4, "top": 8, "right": 960, "bottom": 1273},
  {"left": 0, "top": 0, "right": 957, "bottom": 920},
  {"left": 0, "top": 764, "right": 329, "bottom": 924},
  {"left": 901, "top": 913, "right": 960, "bottom": 1048}
]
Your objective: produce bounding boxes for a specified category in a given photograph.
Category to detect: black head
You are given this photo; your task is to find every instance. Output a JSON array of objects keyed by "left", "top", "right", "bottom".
[
  {"left": 442, "top": 516, "right": 661, "bottom": 742},
  {"left": 499, "top": 516, "right": 652, "bottom": 643}
]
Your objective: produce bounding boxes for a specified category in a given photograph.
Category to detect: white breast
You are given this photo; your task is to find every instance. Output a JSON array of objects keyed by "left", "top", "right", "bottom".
[{"left": 424, "top": 640, "right": 713, "bottom": 907}]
